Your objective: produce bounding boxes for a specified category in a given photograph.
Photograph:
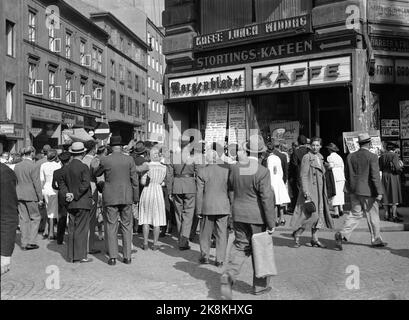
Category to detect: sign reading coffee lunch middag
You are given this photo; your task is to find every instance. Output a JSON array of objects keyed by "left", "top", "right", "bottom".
[
  {"left": 194, "top": 14, "right": 312, "bottom": 51},
  {"left": 168, "top": 70, "right": 245, "bottom": 99},
  {"left": 253, "top": 56, "right": 351, "bottom": 91}
]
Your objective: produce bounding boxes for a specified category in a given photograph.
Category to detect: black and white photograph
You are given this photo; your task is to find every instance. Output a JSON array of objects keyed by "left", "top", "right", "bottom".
[{"left": 1, "top": 0, "right": 408, "bottom": 306}]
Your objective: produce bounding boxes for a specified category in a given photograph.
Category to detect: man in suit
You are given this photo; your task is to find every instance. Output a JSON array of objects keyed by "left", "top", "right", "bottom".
[
  {"left": 51, "top": 152, "right": 71, "bottom": 245},
  {"left": 196, "top": 146, "right": 231, "bottom": 267},
  {"left": 1, "top": 163, "right": 19, "bottom": 275},
  {"left": 335, "top": 133, "right": 387, "bottom": 250},
  {"left": 95, "top": 136, "right": 139, "bottom": 266},
  {"left": 82, "top": 139, "right": 101, "bottom": 255},
  {"left": 14, "top": 146, "right": 43, "bottom": 250},
  {"left": 60, "top": 142, "right": 93, "bottom": 263},
  {"left": 288, "top": 135, "right": 309, "bottom": 212},
  {"left": 167, "top": 138, "right": 199, "bottom": 250},
  {"left": 221, "top": 135, "right": 276, "bottom": 300}
]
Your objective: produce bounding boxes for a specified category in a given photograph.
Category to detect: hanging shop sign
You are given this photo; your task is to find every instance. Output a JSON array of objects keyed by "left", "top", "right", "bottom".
[
  {"left": 370, "top": 36, "right": 409, "bottom": 53},
  {"left": 368, "top": 0, "right": 409, "bottom": 26},
  {"left": 62, "top": 112, "right": 84, "bottom": 127},
  {"left": 370, "top": 58, "right": 409, "bottom": 84},
  {"left": 169, "top": 70, "right": 245, "bottom": 99},
  {"left": 0, "top": 124, "right": 15, "bottom": 135},
  {"left": 194, "top": 34, "right": 356, "bottom": 70},
  {"left": 253, "top": 56, "right": 351, "bottom": 91},
  {"left": 194, "top": 14, "right": 312, "bottom": 51}
]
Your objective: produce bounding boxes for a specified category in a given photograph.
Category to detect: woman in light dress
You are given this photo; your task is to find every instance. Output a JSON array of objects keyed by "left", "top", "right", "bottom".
[
  {"left": 138, "top": 148, "right": 167, "bottom": 251},
  {"left": 325, "top": 143, "right": 345, "bottom": 218},
  {"left": 40, "top": 149, "right": 61, "bottom": 240},
  {"left": 267, "top": 151, "right": 291, "bottom": 226}
]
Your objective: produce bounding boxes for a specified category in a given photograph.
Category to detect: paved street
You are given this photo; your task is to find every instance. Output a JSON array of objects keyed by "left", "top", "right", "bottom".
[{"left": 1, "top": 212, "right": 408, "bottom": 300}]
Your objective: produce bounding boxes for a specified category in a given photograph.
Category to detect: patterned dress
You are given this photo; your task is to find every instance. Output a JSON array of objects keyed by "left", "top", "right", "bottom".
[{"left": 138, "top": 161, "right": 167, "bottom": 227}]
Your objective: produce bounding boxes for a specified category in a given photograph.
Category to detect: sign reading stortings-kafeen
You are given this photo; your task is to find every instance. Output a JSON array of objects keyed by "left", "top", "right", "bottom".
[{"left": 168, "top": 70, "right": 245, "bottom": 99}]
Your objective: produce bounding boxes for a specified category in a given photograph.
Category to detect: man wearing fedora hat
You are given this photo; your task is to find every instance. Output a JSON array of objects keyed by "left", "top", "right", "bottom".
[
  {"left": 94, "top": 136, "right": 139, "bottom": 265},
  {"left": 221, "top": 134, "right": 276, "bottom": 300},
  {"left": 335, "top": 133, "right": 387, "bottom": 250},
  {"left": 60, "top": 142, "right": 93, "bottom": 263}
]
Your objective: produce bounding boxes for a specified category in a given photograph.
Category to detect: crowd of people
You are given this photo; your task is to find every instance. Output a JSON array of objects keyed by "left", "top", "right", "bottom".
[{"left": 0, "top": 131, "right": 404, "bottom": 299}]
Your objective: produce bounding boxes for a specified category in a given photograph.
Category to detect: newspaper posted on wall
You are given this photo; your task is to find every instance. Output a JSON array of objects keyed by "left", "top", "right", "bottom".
[
  {"left": 228, "top": 99, "right": 246, "bottom": 145},
  {"left": 204, "top": 100, "right": 228, "bottom": 145},
  {"left": 400, "top": 100, "right": 409, "bottom": 139},
  {"left": 343, "top": 130, "right": 382, "bottom": 156}
]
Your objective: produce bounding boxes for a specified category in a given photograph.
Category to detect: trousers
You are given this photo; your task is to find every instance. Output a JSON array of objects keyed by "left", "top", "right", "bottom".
[
  {"left": 105, "top": 204, "right": 133, "bottom": 259},
  {"left": 88, "top": 191, "right": 98, "bottom": 251},
  {"left": 225, "top": 222, "right": 271, "bottom": 291},
  {"left": 173, "top": 193, "right": 195, "bottom": 247},
  {"left": 67, "top": 209, "right": 91, "bottom": 262},
  {"left": 18, "top": 201, "right": 41, "bottom": 247},
  {"left": 340, "top": 194, "right": 382, "bottom": 243},
  {"left": 199, "top": 215, "right": 229, "bottom": 263}
]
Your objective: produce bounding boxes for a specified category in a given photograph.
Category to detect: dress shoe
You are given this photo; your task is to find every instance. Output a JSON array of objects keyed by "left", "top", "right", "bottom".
[
  {"left": 220, "top": 273, "right": 233, "bottom": 300},
  {"left": 22, "top": 244, "right": 39, "bottom": 251},
  {"left": 179, "top": 245, "right": 191, "bottom": 251},
  {"left": 215, "top": 261, "right": 223, "bottom": 268},
  {"left": 89, "top": 249, "right": 101, "bottom": 254},
  {"left": 123, "top": 258, "right": 132, "bottom": 264},
  {"left": 253, "top": 286, "right": 272, "bottom": 296},
  {"left": 310, "top": 240, "right": 327, "bottom": 248},
  {"left": 292, "top": 231, "right": 301, "bottom": 248},
  {"left": 334, "top": 232, "right": 343, "bottom": 251},
  {"left": 372, "top": 239, "right": 388, "bottom": 247},
  {"left": 199, "top": 257, "right": 209, "bottom": 264},
  {"left": 280, "top": 219, "right": 286, "bottom": 226},
  {"left": 79, "top": 258, "right": 93, "bottom": 263},
  {"left": 108, "top": 258, "right": 116, "bottom": 266}
]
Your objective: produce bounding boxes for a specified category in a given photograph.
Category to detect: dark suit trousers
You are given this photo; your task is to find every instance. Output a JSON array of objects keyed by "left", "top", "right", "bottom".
[
  {"left": 88, "top": 192, "right": 98, "bottom": 251},
  {"left": 105, "top": 205, "right": 133, "bottom": 259},
  {"left": 173, "top": 193, "right": 195, "bottom": 247},
  {"left": 57, "top": 203, "right": 67, "bottom": 244},
  {"left": 18, "top": 201, "right": 41, "bottom": 247},
  {"left": 199, "top": 215, "right": 228, "bottom": 263},
  {"left": 67, "top": 209, "right": 91, "bottom": 262},
  {"left": 225, "top": 222, "right": 271, "bottom": 291}
]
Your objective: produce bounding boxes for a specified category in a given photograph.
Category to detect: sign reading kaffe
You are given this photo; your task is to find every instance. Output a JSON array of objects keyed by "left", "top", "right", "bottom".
[
  {"left": 194, "top": 15, "right": 312, "bottom": 51},
  {"left": 253, "top": 56, "right": 351, "bottom": 91},
  {"left": 169, "top": 70, "right": 245, "bottom": 99}
]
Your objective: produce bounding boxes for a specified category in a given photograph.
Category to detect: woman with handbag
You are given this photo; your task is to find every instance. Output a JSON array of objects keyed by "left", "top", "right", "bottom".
[
  {"left": 379, "top": 142, "right": 403, "bottom": 222},
  {"left": 290, "top": 137, "right": 334, "bottom": 248}
]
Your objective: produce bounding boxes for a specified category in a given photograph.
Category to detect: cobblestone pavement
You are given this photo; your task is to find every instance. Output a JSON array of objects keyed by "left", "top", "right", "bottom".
[{"left": 1, "top": 220, "right": 408, "bottom": 300}]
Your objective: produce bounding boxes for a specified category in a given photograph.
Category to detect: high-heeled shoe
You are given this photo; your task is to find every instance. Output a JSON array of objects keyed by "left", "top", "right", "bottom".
[
  {"left": 292, "top": 231, "right": 301, "bottom": 248},
  {"left": 310, "top": 240, "right": 326, "bottom": 248}
]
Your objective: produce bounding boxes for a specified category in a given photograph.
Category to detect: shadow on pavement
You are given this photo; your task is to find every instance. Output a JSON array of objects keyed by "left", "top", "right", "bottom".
[{"left": 173, "top": 261, "right": 254, "bottom": 300}]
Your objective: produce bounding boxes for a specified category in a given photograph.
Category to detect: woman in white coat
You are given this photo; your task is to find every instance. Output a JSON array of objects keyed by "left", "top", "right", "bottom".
[{"left": 325, "top": 143, "right": 345, "bottom": 218}]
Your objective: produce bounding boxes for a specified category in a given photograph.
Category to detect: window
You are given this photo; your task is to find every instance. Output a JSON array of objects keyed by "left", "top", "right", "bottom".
[
  {"left": 128, "top": 97, "right": 133, "bottom": 115},
  {"left": 142, "top": 103, "right": 146, "bottom": 119},
  {"left": 135, "top": 75, "right": 139, "bottom": 92},
  {"left": 119, "top": 64, "right": 125, "bottom": 82},
  {"left": 80, "top": 81, "right": 86, "bottom": 107},
  {"left": 148, "top": 121, "right": 151, "bottom": 132},
  {"left": 119, "top": 94, "right": 125, "bottom": 113},
  {"left": 65, "top": 31, "right": 72, "bottom": 59},
  {"left": 142, "top": 78, "right": 145, "bottom": 95},
  {"left": 148, "top": 99, "right": 151, "bottom": 110},
  {"left": 80, "top": 40, "right": 86, "bottom": 64},
  {"left": 160, "top": 84, "right": 163, "bottom": 94},
  {"left": 48, "top": 25, "right": 55, "bottom": 51},
  {"left": 65, "top": 75, "right": 72, "bottom": 103},
  {"left": 156, "top": 39, "right": 159, "bottom": 52},
  {"left": 147, "top": 32, "right": 151, "bottom": 46},
  {"left": 127, "top": 70, "right": 132, "bottom": 89},
  {"left": 6, "top": 20, "right": 15, "bottom": 56},
  {"left": 159, "top": 103, "right": 162, "bottom": 115},
  {"left": 148, "top": 55, "right": 151, "bottom": 67},
  {"left": 6, "top": 82, "right": 14, "bottom": 120},
  {"left": 156, "top": 81, "right": 159, "bottom": 93},
  {"left": 110, "top": 90, "right": 116, "bottom": 111},
  {"left": 97, "top": 49, "right": 102, "bottom": 73},
  {"left": 159, "top": 43, "right": 162, "bottom": 54},
  {"left": 120, "top": 37, "right": 124, "bottom": 51},
  {"left": 135, "top": 100, "right": 140, "bottom": 117},
  {"left": 127, "top": 42, "right": 131, "bottom": 56},
  {"left": 28, "top": 11, "right": 36, "bottom": 42},
  {"left": 160, "top": 64, "right": 163, "bottom": 75},
  {"left": 48, "top": 70, "right": 56, "bottom": 99},
  {"left": 156, "top": 59, "right": 159, "bottom": 72},
  {"left": 111, "top": 60, "right": 116, "bottom": 79},
  {"left": 28, "top": 62, "right": 37, "bottom": 94},
  {"left": 92, "top": 47, "right": 103, "bottom": 72},
  {"left": 148, "top": 76, "right": 151, "bottom": 88},
  {"left": 92, "top": 84, "right": 103, "bottom": 110}
]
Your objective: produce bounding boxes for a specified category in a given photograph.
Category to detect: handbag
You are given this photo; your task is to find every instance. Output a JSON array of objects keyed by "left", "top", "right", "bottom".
[
  {"left": 304, "top": 200, "right": 316, "bottom": 215},
  {"left": 251, "top": 232, "right": 278, "bottom": 278}
]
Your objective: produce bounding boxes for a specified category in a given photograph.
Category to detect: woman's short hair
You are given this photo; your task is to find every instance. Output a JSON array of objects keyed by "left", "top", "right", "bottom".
[{"left": 311, "top": 137, "right": 322, "bottom": 145}]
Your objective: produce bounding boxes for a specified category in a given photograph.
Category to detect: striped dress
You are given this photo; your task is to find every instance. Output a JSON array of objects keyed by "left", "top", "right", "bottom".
[{"left": 138, "top": 161, "right": 167, "bottom": 227}]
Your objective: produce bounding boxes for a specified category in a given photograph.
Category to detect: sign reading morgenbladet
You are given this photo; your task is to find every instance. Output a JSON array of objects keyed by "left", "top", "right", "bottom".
[{"left": 193, "top": 14, "right": 312, "bottom": 50}]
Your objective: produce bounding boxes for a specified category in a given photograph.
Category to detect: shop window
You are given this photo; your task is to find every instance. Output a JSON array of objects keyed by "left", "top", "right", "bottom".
[
  {"left": 28, "top": 10, "right": 37, "bottom": 43},
  {"left": 65, "top": 31, "right": 72, "bottom": 59},
  {"left": 6, "top": 20, "right": 15, "bottom": 57},
  {"left": 6, "top": 82, "right": 14, "bottom": 120},
  {"left": 110, "top": 90, "right": 116, "bottom": 111},
  {"left": 28, "top": 62, "right": 38, "bottom": 94},
  {"left": 120, "top": 94, "right": 125, "bottom": 113}
]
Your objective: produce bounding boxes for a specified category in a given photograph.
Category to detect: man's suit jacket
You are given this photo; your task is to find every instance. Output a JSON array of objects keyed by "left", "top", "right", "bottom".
[
  {"left": 228, "top": 157, "right": 276, "bottom": 229},
  {"left": 60, "top": 158, "right": 92, "bottom": 210},
  {"left": 272, "top": 149, "right": 288, "bottom": 183},
  {"left": 95, "top": 152, "right": 139, "bottom": 206},
  {"left": 52, "top": 166, "right": 68, "bottom": 205},
  {"left": 344, "top": 148, "right": 383, "bottom": 197},
  {"left": 196, "top": 164, "right": 231, "bottom": 216},
  {"left": 0, "top": 163, "right": 19, "bottom": 257},
  {"left": 14, "top": 158, "right": 42, "bottom": 202},
  {"left": 167, "top": 152, "right": 198, "bottom": 195}
]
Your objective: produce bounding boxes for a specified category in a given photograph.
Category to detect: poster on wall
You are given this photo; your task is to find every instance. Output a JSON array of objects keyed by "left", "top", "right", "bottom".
[
  {"left": 228, "top": 99, "right": 246, "bottom": 145},
  {"left": 402, "top": 140, "right": 409, "bottom": 167},
  {"left": 381, "top": 119, "right": 400, "bottom": 137},
  {"left": 400, "top": 100, "right": 409, "bottom": 139},
  {"left": 205, "top": 100, "right": 228, "bottom": 144},
  {"left": 343, "top": 130, "right": 382, "bottom": 156},
  {"left": 269, "top": 121, "right": 300, "bottom": 147}
]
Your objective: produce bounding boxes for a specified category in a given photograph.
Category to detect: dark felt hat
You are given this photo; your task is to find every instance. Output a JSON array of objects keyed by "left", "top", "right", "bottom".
[
  {"left": 133, "top": 141, "right": 146, "bottom": 154},
  {"left": 109, "top": 136, "right": 123, "bottom": 146},
  {"left": 325, "top": 143, "right": 339, "bottom": 152}
]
